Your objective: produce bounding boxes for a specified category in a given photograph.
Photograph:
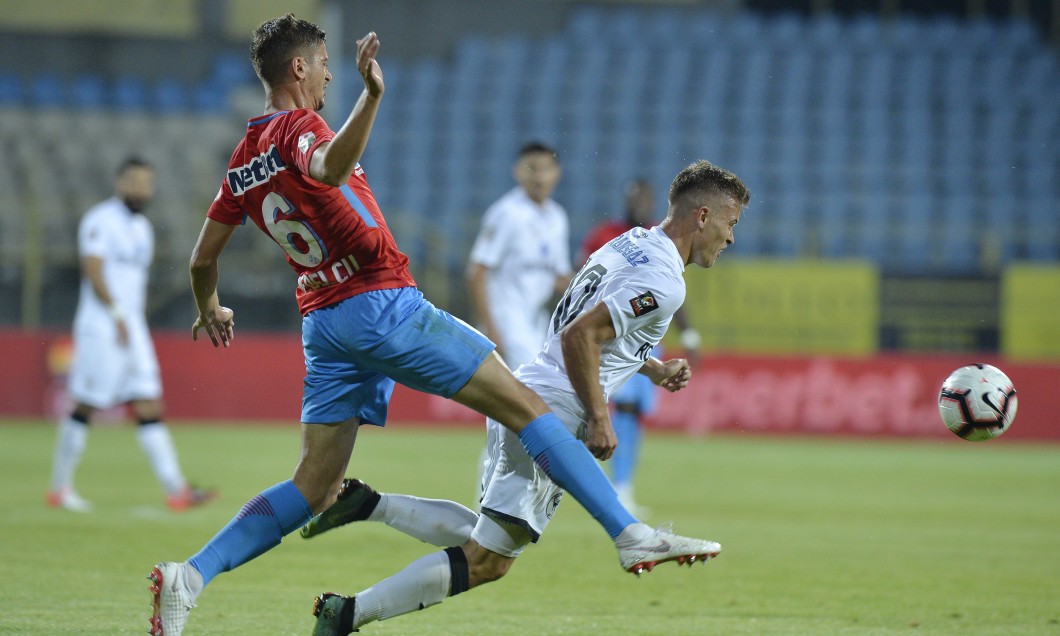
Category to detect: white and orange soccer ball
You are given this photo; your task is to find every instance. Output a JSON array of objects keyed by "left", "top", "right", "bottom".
[{"left": 938, "top": 364, "right": 1018, "bottom": 441}]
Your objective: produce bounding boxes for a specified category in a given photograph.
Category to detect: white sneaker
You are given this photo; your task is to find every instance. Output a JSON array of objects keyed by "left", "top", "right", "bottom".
[
  {"left": 148, "top": 562, "right": 197, "bottom": 635},
  {"left": 46, "top": 489, "right": 93, "bottom": 513},
  {"left": 617, "top": 523, "right": 722, "bottom": 575}
]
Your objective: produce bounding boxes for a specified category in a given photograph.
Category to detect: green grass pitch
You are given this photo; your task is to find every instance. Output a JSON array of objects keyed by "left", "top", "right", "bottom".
[{"left": 1, "top": 419, "right": 1057, "bottom": 635}]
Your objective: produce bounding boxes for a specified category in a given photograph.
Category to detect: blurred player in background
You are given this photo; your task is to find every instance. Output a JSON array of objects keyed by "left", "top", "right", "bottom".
[
  {"left": 467, "top": 141, "right": 572, "bottom": 371},
  {"left": 46, "top": 157, "right": 216, "bottom": 514},
  {"left": 579, "top": 178, "right": 703, "bottom": 516},
  {"left": 148, "top": 15, "right": 720, "bottom": 636},
  {"left": 304, "top": 159, "right": 748, "bottom": 634}
]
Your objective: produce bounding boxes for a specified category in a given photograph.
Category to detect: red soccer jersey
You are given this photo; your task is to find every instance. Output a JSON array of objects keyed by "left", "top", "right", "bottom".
[
  {"left": 207, "top": 109, "right": 415, "bottom": 315},
  {"left": 578, "top": 219, "right": 636, "bottom": 265}
]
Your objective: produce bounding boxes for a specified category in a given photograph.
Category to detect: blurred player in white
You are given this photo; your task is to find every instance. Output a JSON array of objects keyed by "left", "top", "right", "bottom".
[
  {"left": 467, "top": 142, "right": 572, "bottom": 371},
  {"left": 305, "top": 159, "right": 749, "bottom": 634},
  {"left": 46, "top": 157, "right": 216, "bottom": 513}
]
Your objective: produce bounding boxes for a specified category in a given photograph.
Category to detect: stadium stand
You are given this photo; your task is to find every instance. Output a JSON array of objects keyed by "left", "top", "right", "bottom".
[{"left": 0, "top": 6, "right": 1057, "bottom": 328}]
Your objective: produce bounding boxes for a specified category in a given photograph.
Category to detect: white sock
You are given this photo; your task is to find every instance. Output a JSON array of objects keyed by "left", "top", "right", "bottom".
[
  {"left": 136, "top": 422, "right": 187, "bottom": 495},
  {"left": 369, "top": 493, "right": 478, "bottom": 547},
  {"left": 613, "top": 522, "right": 654, "bottom": 549},
  {"left": 183, "top": 562, "right": 205, "bottom": 602},
  {"left": 353, "top": 550, "right": 451, "bottom": 629},
  {"left": 49, "top": 416, "right": 89, "bottom": 492}
]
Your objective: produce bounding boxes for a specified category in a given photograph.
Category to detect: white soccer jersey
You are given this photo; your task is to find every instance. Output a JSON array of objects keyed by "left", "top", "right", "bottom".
[
  {"left": 74, "top": 196, "right": 154, "bottom": 324},
  {"left": 468, "top": 186, "right": 572, "bottom": 369},
  {"left": 517, "top": 225, "right": 686, "bottom": 409}
]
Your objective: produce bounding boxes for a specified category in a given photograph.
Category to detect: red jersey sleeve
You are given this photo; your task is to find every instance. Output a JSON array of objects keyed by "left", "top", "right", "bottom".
[
  {"left": 207, "top": 178, "right": 244, "bottom": 226},
  {"left": 274, "top": 109, "right": 334, "bottom": 178}
]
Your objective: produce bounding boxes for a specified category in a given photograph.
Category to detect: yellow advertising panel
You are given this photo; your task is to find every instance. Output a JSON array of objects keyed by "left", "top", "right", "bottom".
[
  {"left": 0, "top": 1, "right": 196, "bottom": 37},
  {"left": 227, "top": 0, "right": 319, "bottom": 40},
  {"left": 1002, "top": 265, "right": 1060, "bottom": 360},
  {"left": 674, "top": 258, "right": 879, "bottom": 355}
]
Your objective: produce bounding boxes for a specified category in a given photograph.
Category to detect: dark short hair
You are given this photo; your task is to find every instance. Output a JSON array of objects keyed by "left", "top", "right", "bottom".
[
  {"left": 250, "top": 13, "right": 327, "bottom": 86},
  {"left": 668, "top": 160, "right": 750, "bottom": 208},
  {"left": 518, "top": 141, "right": 559, "bottom": 162},
  {"left": 117, "top": 156, "right": 151, "bottom": 176}
]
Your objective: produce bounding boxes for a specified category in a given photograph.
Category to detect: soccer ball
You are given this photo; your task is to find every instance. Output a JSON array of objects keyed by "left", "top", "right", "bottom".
[{"left": 937, "top": 364, "right": 1018, "bottom": 441}]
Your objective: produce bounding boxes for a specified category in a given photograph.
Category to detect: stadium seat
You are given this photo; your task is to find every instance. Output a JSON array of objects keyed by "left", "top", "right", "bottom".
[
  {"left": 111, "top": 76, "right": 148, "bottom": 111},
  {"left": 70, "top": 75, "right": 106, "bottom": 109},
  {"left": 0, "top": 72, "right": 22, "bottom": 105},
  {"left": 152, "top": 79, "right": 189, "bottom": 113},
  {"left": 29, "top": 73, "right": 65, "bottom": 108}
]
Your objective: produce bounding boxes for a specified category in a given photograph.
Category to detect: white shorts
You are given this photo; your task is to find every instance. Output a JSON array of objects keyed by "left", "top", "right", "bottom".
[
  {"left": 473, "top": 383, "right": 585, "bottom": 556},
  {"left": 67, "top": 315, "right": 162, "bottom": 409}
]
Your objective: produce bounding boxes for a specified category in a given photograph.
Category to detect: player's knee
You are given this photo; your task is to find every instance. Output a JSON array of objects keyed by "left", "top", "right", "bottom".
[
  {"left": 467, "top": 551, "right": 514, "bottom": 586},
  {"left": 71, "top": 404, "right": 94, "bottom": 422}
]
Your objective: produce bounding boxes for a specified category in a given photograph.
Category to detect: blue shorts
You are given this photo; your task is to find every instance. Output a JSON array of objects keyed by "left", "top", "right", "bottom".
[
  {"left": 611, "top": 371, "right": 658, "bottom": 415},
  {"left": 611, "top": 344, "right": 662, "bottom": 414},
  {"left": 300, "top": 287, "right": 495, "bottom": 426}
]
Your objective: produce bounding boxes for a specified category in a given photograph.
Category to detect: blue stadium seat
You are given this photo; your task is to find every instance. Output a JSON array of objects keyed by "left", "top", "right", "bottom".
[
  {"left": 152, "top": 79, "right": 188, "bottom": 113},
  {"left": 807, "top": 14, "right": 844, "bottom": 48},
  {"left": 0, "top": 72, "right": 21, "bottom": 105},
  {"left": 937, "top": 196, "right": 980, "bottom": 273},
  {"left": 111, "top": 76, "right": 147, "bottom": 111},
  {"left": 211, "top": 53, "right": 257, "bottom": 88},
  {"left": 29, "top": 73, "right": 65, "bottom": 108},
  {"left": 1024, "top": 198, "right": 1060, "bottom": 261},
  {"left": 815, "top": 195, "right": 850, "bottom": 258},
  {"left": 70, "top": 74, "right": 106, "bottom": 109},
  {"left": 190, "top": 81, "right": 227, "bottom": 112}
]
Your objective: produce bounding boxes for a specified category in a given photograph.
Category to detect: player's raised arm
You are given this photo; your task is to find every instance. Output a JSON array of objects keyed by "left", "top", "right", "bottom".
[
  {"left": 309, "top": 32, "right": 384, "bottom": 186},
  {"left": 189, "top": 218, "right": 237, "bottom": 348},
  {"left": 560, "top": 302, "right": 619, "bottom": 460}
]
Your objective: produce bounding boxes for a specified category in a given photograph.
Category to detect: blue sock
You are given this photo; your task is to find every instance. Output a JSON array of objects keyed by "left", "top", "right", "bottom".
[
  {"left": 518, "top": 413, "right": 638, "bottom": 538},
  {"left": 610, "top": 410, "right": 641, "bottom": 487},
  {"left": 188, "top": 480, "right": 313, "bottom": 586}
]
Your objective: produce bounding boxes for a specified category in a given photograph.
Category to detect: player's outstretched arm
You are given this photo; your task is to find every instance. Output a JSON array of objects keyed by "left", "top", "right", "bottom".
[
  {"left": 309, "top": 32, "right": 384, "bottom": 187},
  {"left": 190, "top": 218, "right": 237, "bottom": 348},
  {"left": 640, "top": 357, "right": 691, "bottom": 392}
]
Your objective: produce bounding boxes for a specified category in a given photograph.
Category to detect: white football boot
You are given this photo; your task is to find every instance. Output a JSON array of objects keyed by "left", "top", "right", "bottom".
[
  {"left": 46, "top": 489, "right": 93, "bottom": 513},
  {"left": 617, "top": 522, "right": 722, "bottom": 575},
  {"left": 148, "top": 561, "right": 197, "bottom": 635}
]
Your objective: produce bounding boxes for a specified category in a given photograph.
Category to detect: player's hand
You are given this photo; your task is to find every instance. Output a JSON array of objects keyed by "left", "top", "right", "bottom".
[
  {"left": 654, "top": 358, "right": 692, "bottom": 392},
  {"left": 115, "top": 319, "right": 129, "bottom": 347},
  {"left": 192, "top": 306, "right": 235, "bottom": 348},
  {"left": 585, "top": 414, "right": 618, "bottom": 460},
  {"left": 356, "top": 32, "right": 383, "bottom": 97}
]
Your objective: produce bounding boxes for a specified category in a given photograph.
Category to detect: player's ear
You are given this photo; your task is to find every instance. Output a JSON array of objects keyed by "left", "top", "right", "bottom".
[
  {"left": 696, "top": 205, "right": 710, "bottom": 229},
  {"left": 290, "top": 55, "right": 307, "bottom": 81}
]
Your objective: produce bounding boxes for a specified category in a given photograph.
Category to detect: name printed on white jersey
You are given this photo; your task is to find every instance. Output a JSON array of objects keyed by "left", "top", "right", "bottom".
[
  {"left": 608, "top": 229, "right": 651, "bottom": 267},
  {"left": 228, "top": 145, "right": 286, "bottom": 196}
]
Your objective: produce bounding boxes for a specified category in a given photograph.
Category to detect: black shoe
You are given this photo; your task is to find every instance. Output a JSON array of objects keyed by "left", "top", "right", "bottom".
[{"left": 300, "top": 479, "right": 380, "bottom": 539}]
